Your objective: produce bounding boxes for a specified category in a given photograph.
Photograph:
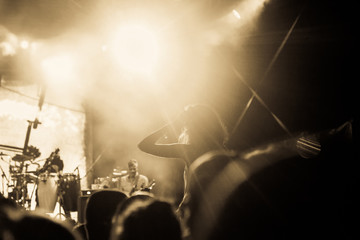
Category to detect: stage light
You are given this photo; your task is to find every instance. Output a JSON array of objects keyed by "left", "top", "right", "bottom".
[
  {"left": 0, "top": 41, "right": 16, "bottom": 56},
  {"left": 20, "top": 40, "right": 29, "bottom": 49},
  {"left": 232, "top": 9, "right": 241, "bottom": 20},
  {"left": 0, "top": 29, "right": 17, "bottom": 56}
]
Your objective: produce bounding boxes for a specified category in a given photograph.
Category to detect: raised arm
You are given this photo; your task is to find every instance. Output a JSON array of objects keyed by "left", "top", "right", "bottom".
[{"left": 137, "top": 123, "right": 188, "bottom": 159}]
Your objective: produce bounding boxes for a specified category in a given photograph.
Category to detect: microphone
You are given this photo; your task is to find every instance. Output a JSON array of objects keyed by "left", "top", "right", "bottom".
[
  {"left": 73, "top": 165, "right": 81, "bottom": 181},
  {"left": 54, "top": 148, "right": 60, "bottom": 154},
  {"left": 33, "top": 118, "right": 42, "bottom": 129},
  {"left": 38, "top": 85, "right": 46, "bottom": 111}
]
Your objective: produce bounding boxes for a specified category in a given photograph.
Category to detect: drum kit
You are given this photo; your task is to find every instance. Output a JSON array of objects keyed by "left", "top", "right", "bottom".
[
  {"left": 0, "top": 152, "right": 80, "bottom": 213},
  {"left": 91, "top": 167, "right": 155, "bottom": 194},
  {"left": 91, "top": 169, "right": 127, "bottom": 190}
]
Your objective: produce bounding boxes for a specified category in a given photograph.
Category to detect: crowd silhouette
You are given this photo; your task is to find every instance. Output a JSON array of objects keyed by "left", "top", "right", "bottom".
[{"left": 1, "top": 194, "right": 81, "bottom": 240}]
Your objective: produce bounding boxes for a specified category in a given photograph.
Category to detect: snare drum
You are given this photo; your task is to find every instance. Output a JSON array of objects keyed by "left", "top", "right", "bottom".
[
  {"left": 60, "top": 173, "right": 80, "bottom": 212},
  {"left": 37, "top": 173, "right": 58, "bottom": 213}
]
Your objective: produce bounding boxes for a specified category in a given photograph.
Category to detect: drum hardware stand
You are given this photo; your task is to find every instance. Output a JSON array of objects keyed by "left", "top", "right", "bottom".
[
  {"left": 10, "top": 175, "right": 30, "bottom": 209},
  {"left": 54, "top": 180, "right": 71, "bottom": 221},
  {"left": 28, "top": 179, "right": 37, "bottom": 210}
]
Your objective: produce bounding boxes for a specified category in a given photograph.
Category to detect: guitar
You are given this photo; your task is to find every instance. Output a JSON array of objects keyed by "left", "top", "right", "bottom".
[
  {"left": 141, "top": 179, "right": 156, "bottom": 192},
  {"left": 130, "top": 179, "right": 156, "bottom": 195}
]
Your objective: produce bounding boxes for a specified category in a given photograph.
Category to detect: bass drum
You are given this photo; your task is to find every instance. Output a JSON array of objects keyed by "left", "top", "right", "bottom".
[
  {"left": 37, "top": 173, "right": 59, "bottom": 213},
  {"left": 60, "top": 173, "right": 80, "bottom": 212}
]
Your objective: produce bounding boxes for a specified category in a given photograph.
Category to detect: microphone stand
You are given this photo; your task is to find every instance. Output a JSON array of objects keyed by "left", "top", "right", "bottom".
[
  {"left": 0, "top": 160, "right": 9, "bottom": 195},
  {"left": 82, "top": 150, "right": 106, "bottom": 180},
  {"left": 73, "top": 165, "right": 81, "bottom": 199},
  {"left": 73, "top": 166, "right": 81, "bottom": 185}
]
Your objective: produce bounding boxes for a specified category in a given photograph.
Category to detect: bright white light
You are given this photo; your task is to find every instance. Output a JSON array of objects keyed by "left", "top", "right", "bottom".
[
  {"left": 237, "top": 0, "right": 269, "bottom": 20},
  {"left": 205, "top": 0, "right": 269, "bottom": 46},
  {"left": 224, "top": 0, "right": 269, "bottom": 25},
  {"left": 20, "top": 40, "right": 29, "bottom": 49},
  {"left": 0, "top": 31, "right": 17, "bottom": 56},
  {"left": 110, "top": 24, "right": 160, "bottom": 75},
  {"left": 232, "top": 9, "right": 241, "bottom": 19},
  {"left": 0, "top": 42, "right": 16, "bottom": 56}
]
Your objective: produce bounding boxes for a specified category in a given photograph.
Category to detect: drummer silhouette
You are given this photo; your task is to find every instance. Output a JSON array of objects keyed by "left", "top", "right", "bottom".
[{"left": 38, "top": 148, "right": 63, "bottom": 175}]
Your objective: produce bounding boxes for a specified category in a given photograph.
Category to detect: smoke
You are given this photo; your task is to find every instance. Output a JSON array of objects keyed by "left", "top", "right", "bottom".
[{"left": 1, "top": 0, "right": 273, "bottom": 197}]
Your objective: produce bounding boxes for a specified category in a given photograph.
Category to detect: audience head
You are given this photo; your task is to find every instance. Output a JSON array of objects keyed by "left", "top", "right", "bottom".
[
  {"left": 85, "top": 189, "right": 128, "bottom": 240},
  {"left": 110, "top": 198, "right": 183, "bottom": 240},
  {"left": 0, "top": 193, "right": 18, "bottom": 210},
  {"left": 1, "top": 206, "right": 80, "bottom": 240},
  {"left": 114, "top": 191, "right": 154, "bottom": 218}
]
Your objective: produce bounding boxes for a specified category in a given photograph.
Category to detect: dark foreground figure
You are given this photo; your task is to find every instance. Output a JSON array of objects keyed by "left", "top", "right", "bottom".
[{"left": 184, "top": 121, "right": 357, "bottom": 240}]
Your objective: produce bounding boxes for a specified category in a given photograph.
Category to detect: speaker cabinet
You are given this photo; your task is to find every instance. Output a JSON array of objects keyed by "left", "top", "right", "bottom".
[{"left": 77, "top": 190, "right": 97, "bottom": 223}]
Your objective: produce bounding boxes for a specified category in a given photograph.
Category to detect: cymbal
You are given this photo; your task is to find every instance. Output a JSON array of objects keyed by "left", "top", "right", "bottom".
[
  {"left": 0, "top": 152, "right": 10, "bottom": 162},
  {"left": 12, "top": 154, "right": 33, "bottom": 161},
  {"left": 112, "top": 170, "right": 128, "bottom": 176}
]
